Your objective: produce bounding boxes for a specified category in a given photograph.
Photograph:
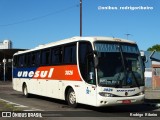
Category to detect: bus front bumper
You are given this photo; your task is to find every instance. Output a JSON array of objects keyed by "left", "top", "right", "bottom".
[{"left": 96, "top": 94, "right": 145, "bottom": 107}]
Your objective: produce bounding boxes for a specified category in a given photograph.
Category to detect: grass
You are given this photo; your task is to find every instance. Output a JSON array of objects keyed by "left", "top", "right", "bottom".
[{"left": 0, "top": 100, "right": 22, "bottom": 111}]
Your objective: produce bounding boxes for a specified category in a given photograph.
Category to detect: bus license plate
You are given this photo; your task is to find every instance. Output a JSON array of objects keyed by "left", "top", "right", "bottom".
[{"left": 122, "top": 100, "right": 131, "bottom": 104}]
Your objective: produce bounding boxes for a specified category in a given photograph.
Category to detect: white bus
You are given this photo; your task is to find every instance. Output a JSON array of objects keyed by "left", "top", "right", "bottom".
[{"left": 13, "top": 36, "right": 145, "bottom": 107}]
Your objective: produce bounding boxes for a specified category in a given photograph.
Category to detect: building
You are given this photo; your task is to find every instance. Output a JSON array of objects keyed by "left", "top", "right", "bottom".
[
  {"left": 0, "top": 40, "right": 12, "bottom": 49},
  {"left": 143, "top": 51, "right": 160, "bottom": 90},
  {"left": 0, "top": 40, "right": 25, "bottom": 81}
]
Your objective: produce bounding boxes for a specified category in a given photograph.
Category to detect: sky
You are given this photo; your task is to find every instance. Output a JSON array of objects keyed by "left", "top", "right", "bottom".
[{"left": 0, "top": 0, "right": 160, "bottom": 50}]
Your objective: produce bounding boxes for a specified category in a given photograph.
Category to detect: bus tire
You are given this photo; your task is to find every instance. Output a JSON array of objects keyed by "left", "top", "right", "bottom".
[
  {"left": 67, "top": 88, "right": 77, "bottom": 108},
  {"left": 23, "top": 84, "right": 30, "bottom": 98}
]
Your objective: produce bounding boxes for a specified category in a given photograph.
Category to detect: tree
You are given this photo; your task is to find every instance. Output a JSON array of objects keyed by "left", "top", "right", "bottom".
[{"left": 147, "top": 44, "right": 160, "bottom": 51}]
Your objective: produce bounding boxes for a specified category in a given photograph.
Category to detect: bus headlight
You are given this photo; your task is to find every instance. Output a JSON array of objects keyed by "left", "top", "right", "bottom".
[
  {"left": 99, "top": 92, "right": 113, "bottom": 97},
  {"left": 138, "top": 91, "right": 144, "bottom": 95}
]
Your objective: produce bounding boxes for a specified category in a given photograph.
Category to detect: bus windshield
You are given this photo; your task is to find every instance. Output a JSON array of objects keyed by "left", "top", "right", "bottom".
[{"left": 94, "top": 42, "right": 144, "bottom": 88}]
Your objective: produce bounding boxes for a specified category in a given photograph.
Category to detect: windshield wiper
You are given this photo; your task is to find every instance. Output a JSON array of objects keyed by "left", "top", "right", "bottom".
[
  {"left": 117, "top": 44, "right": 139, "bottom": 88},
  {"left": 130, "top": 71, "right": 140, "bottom": 89},
  {"left": 115, "top": 72, "right": 123, "bottom": 88},
  {"left": 117, "top": 44, "right": 128, "bottom": 86}
]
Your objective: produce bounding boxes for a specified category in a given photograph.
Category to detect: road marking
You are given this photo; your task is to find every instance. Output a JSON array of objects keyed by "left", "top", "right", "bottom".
[
  {"left": 23, "top": 109, "right": 43, "bottom": 111},
  {"left": 14, "top": 105, "right": 27, "bottom": 108},
  {"left": 0, "top": 98, "right": 43, "bottom": 111},
  {"left": 0, "top": 98, "right": 27, "bottom": 107}
]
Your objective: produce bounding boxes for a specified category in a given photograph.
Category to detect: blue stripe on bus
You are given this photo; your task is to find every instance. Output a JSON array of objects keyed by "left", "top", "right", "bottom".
[{"left": 13, "top": 67, "right": 37, "bottom": 78}]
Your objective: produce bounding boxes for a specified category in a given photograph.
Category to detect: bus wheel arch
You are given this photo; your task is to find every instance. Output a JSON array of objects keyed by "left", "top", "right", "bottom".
[
  {"left": 65, "top": 86, "right": 77, "bottom": 108},
  {"left": 22, "top": 83, "right": 30, "bottom": 98}
]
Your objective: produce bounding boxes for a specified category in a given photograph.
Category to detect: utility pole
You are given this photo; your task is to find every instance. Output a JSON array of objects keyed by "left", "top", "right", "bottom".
[{"left": 80, "top": 0, "right": 82, "bottom": 37}]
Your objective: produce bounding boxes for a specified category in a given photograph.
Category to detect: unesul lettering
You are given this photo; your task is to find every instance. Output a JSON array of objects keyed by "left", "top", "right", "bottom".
[{"left": 17, "top": 68, "right": 54, "bottom": 78}]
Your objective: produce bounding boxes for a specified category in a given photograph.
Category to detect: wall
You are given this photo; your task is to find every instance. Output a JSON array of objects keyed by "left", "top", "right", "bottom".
[{"left": 144, "top": 51, "right": 160, "bottom": 89}]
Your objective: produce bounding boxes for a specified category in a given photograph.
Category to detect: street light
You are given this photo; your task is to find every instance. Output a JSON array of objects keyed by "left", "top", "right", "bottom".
[
  {"left": 3, "top": 58, "right": 6, "bottom": 82},
  {"left": 125, "top": 34, "right": 131, "bottom": 39}
]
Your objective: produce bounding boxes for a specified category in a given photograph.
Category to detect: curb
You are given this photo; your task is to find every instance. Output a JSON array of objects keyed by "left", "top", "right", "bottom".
[
  {"left": 145, "top": 90, "right": 160, "bottom": 92},
  {"left": 144, "top": 102, "right": 160, "bottom": 108}
]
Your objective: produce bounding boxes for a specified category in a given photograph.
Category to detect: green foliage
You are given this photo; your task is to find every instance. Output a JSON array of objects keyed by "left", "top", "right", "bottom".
[
  {"left": 0, "top": 100, "right": 22, "bottom": 111},
  {"left": 147, "top": 44, "right": 160, "bottom": 51}
]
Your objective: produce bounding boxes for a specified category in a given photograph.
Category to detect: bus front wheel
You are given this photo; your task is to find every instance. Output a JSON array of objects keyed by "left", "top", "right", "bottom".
[{"left": 67, "top": 88, "right": 77, "bottom": 108}]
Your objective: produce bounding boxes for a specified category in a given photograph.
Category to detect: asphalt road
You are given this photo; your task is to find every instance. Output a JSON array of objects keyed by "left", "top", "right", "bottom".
[{"left": 0, "top": 81, "right": 160, "bottom": 120}]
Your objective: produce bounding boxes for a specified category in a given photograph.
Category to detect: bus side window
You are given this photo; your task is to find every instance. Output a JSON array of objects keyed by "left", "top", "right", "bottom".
[
  {"left": 51, "top": 47, "right": 62, "bottom": 64},
  {"left": 27, "top": 53, "right": 31, "bottom": 67},
  {"left": 18, "top": 55, "right": 25, "bottom": 67},
  {"left": 31, "top": 53, "right": 36, "bottom": 66},
  {"left": 79, "top": 42, "right": 96, "bottom": 85},
  {"left": 63, "top": 44, "right": 76, "bottom": 64},
  {"left": 42, "top": 49, "right": 51, "bottom": 65},
  {"left": 24, "top": 54, "right": 27, "bottom": 67},
  {"left": 13, "top": 56, "right": 18, "bottom": 67},
  {"left": 36, "top": 51, "right": 41, "bottom": 66}
]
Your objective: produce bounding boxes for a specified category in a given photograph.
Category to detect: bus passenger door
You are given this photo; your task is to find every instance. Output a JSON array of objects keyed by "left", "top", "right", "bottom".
[
  {"left": 84, "top": 53, "right": 97, "bottom": 106},
  {"left": 78, "top": 41, "right": 97, "bottom": 106},
  {"left": 85, "top": 83, "right": 97, "bottom": 106}
]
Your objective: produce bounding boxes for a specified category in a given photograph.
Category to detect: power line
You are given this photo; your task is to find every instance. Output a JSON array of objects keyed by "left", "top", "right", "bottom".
[{"left": 0, "top": 4, "right": 79, "bottom": 27}]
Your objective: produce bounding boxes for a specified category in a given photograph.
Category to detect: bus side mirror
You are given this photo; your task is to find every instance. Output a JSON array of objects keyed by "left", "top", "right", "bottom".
[
  {"left": 94, "top": 56, "right": 98, "bottom": 68},
  {"left": 140, "top": 51, "right": 147, "bottom": 63},
  {"left": 141, "top": 56, "right": 147, "bottom": 63},
  {"left": 93, "top": 50, "right": 98, "bottom": 68}
]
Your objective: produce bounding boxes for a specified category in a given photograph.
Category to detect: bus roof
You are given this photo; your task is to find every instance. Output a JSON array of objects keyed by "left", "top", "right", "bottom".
[{"left": 14, "top": 36, "right": 137, "bottom": 55}]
